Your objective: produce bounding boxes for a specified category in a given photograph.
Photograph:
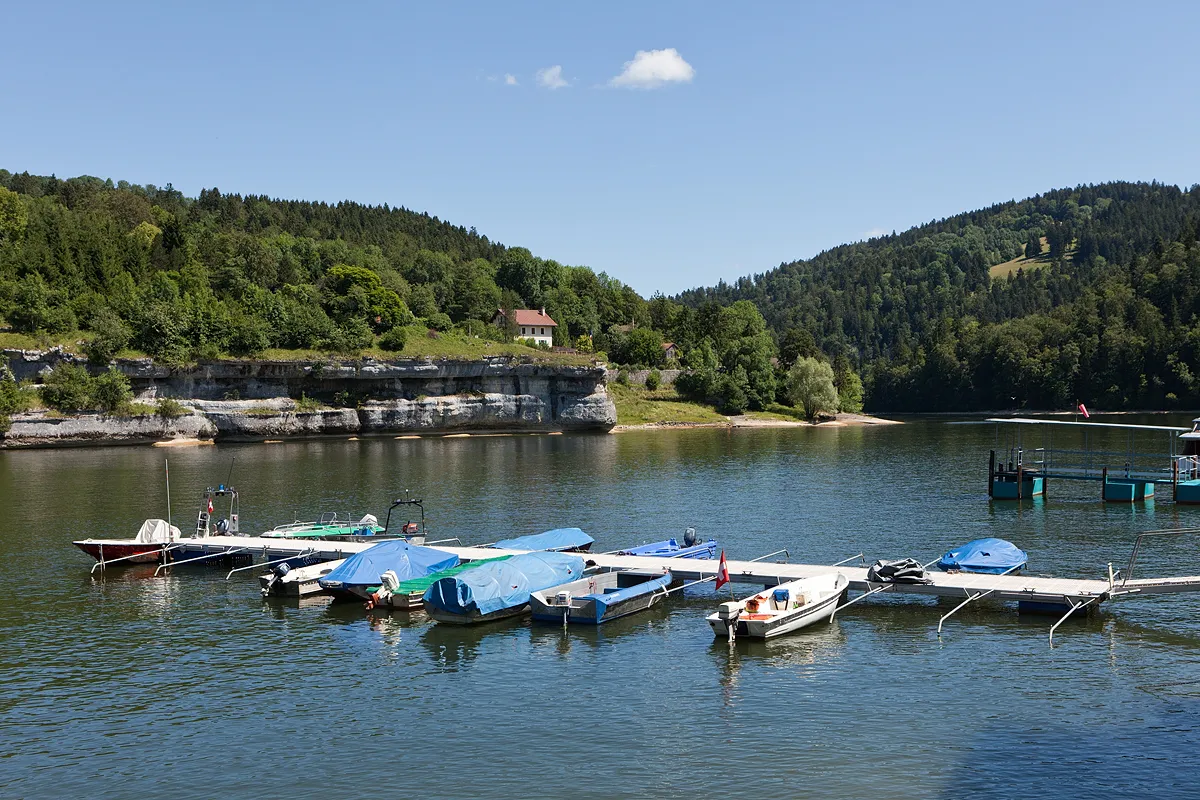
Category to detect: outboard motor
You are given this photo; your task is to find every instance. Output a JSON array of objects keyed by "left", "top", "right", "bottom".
[
  {"left": 683, "top": 527, "right": 698, "bottom": 547},
  {"left": 215, "top": 518, "right": 229, "bottom": 535},
  {"left": 367, "top": 570, "right": 401, "bottom": 610},
  {"left": 261, "top": 561, "right": 292, "bottom": 596}
]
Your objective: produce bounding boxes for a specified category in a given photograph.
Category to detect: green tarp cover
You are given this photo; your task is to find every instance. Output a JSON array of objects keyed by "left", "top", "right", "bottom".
[{"left": 392, "top": 556, "right": 513, "bottom": 595}]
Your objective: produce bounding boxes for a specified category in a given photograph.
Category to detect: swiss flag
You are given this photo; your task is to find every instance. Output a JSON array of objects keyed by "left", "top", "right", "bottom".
[
  {"left": 715, "top": 550, "right": 730, "bottom": 590},
  {"left": 207, "top": 498, "right": 214, "bottom": 514}
]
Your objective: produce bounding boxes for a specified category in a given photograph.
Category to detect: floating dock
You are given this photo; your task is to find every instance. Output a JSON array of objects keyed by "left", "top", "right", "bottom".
[
  {"left": 130, "top": 531, "right": 1200, "bottom": 643},
  {"left": 987, "top": 417, "right": 1200, "bottom": 503}
]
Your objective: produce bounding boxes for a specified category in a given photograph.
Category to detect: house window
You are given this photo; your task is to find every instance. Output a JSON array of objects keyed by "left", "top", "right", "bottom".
[
  {"left": 521, "top": 327, "right": 526, "bottom": 335},
  {"left": 540, "top": 328, "right": 545, "bottom": 335}
]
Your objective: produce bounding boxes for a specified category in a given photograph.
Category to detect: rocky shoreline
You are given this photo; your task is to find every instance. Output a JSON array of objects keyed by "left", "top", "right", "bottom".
[{"left": 1, "top": 351, "right": 617, "bottom": 448}]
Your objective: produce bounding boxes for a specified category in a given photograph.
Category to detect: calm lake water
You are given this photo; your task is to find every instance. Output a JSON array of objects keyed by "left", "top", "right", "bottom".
[{"left": 4, "top": 417, "right": 1200, "bottom": 799}]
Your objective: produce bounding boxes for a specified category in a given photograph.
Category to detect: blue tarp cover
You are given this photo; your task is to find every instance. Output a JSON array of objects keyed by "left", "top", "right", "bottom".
[
  {"left": 938, "top": 538, "right": 1028, "bottom": 574},
  {"left": 492, "top": 527, "right": 594, "bottom": 552},
  {"left": 318, "top": 540, "right": 458, "bottom": 588},
  {"left": 424, "top": 551, "right": 585, "bottom": 616}
]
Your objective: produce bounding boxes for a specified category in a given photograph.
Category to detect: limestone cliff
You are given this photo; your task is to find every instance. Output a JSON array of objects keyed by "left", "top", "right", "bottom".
[{"left": 1, "top": 351, "right": 616, "bottom": 447}]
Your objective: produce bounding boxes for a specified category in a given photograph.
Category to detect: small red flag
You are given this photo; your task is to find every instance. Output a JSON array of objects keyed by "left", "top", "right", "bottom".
[
  {"left": 1078, "top": 403, "right": 1090, "bottom": 418},
  {"left": 715, "top": 550, "right": 730, "bottom": 590},
  {"left": 207, "top": 498, "right": 214, "bottom": 514}
]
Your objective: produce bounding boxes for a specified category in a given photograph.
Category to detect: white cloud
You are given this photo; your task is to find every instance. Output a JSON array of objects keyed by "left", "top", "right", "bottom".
[
  {"left": 610, "top": 48, "right": 694, "bottom": 89},
  {"left": 504, "top": 73, "right": 518, "bottom": 86},
  {"left": 536, "top": 65, "right": 568, "bottom": 89},
  {"left": 862, "top": 227, "right": 888, "bottom": 239}
]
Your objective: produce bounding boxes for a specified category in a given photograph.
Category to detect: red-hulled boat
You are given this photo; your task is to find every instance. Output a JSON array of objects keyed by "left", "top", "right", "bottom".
[{"left": 74, "top": 518, "right": 183, "bottom": 565}]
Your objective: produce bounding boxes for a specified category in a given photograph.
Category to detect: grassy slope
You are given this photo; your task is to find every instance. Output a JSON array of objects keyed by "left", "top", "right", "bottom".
[
  {"left": 989, "top": 237, "right": 1048, "bottom": 279},
  {"left": 608, "top": 383, "right": 728, "bottom": 426}
]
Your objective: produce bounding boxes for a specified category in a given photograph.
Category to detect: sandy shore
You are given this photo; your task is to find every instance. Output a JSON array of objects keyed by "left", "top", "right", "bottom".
[{"left": 613, "top": 412, "right": 902, "bottom": 432}]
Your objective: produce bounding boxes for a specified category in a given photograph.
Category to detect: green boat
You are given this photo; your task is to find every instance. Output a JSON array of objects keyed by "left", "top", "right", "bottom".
[
  {"left": 368, "top": 556, "right": 513, "bottom": 610},
  {"left": 260, "top": 512, "right": 390, "bottom": 542},
  {"left": 260, "top": 496, "right": 433, "bottom": 543}
]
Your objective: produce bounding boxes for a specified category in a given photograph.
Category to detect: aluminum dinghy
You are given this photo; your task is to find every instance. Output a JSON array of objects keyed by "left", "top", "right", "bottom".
[{"left": 530, "top": 570, "right": 675, "bottom": 625}]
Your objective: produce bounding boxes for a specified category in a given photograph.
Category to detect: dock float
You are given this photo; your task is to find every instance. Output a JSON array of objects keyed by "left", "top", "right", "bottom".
[
  {"left": 987, "top": 417, "right": 1200, "bottom": 503},
  {"left": 164, "top": 533, "right": 1200, "bottom": 612}
]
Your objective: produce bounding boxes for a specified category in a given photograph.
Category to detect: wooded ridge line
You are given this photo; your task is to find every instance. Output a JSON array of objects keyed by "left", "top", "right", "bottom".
[{"left": 1, "top": 171, "right": 1197, "bottom": 416}]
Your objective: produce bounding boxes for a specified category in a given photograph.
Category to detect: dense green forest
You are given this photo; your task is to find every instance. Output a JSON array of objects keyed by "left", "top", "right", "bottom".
[
  {"left": 678, "top": 181, "right": 1200, "bottom": 412},
  {"left": 0, "top": 170, "right": 647, "bottom": 363},
  {"left": 1, "top": 170, "right": 1198, "bottom": 415}
]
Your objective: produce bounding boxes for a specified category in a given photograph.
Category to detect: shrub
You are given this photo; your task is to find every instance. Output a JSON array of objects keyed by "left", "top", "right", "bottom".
[
  {"left": 379, "top": 327, "right": 408, "bottom": 352},
  {"left": 645, "top": 368, "right": 661, "bottom": 391},
  {"left": 426, "top": 312, "right": 453, "bottom": 332},
  {"left": 156, "top": 397, "right": 188, "bottom": 420},
  {"left": 83, "top": 309, "right": 132, "bottom": 365},
  {"left": 294, "top": 393, "right": 324, "bottom": 412},
  {"left": 91, "top": 368, "right": 133, "bottom": 414},
  {"left": 615, "top": 369, "right": 629, "bottom": 386},
  {"left": 40, "top": 363, "right": 93, "bottom": 412},
  {"left": 0, "top": 361, "right": 21, "bottom": 433},
  {"left": 327, "top": 317, "right": 374, "bottom": 353}
]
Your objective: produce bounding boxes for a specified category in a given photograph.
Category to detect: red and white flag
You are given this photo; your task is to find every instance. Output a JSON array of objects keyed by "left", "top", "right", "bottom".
[
  {"left": 715, "top": 550, "right": 730, "bottom": 590},
  {"left": 207, "top": 498, "right": 214, "bottom": 514},
  {"left": 1077, "top": 403, "right": 1090, "bottom": 418}
]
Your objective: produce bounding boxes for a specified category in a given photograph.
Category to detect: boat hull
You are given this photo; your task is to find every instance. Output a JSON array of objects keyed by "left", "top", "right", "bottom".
[
  {"left": 73, "top": 541, "right": 168, "bottom": 564},
  {"left": 425, "top": 603, "right": 529, "bottom": 625}
]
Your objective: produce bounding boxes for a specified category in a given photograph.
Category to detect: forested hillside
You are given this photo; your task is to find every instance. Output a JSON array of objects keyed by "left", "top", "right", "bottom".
[
  {"left": 2, "top": 170, "right": 1199, "bottom": 415},
  {"left": 0, "top": 170, "right": 644, "bottom": 363},
  {"left": 678, "top": 182, "right": 1200, "bottom": 411}
]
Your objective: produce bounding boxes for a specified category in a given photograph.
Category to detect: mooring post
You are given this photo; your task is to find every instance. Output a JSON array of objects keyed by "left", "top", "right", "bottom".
[
  {"left": 988, "top": 450, "right": 995, "bottom": 497},
  {"left": 1174, "top": 460, "right": 1179, "bottom": 502},
  {"left": 1101, "top": 466, "right": 1108, "bottom": 501},
  {"left": 1017, "top": 465, "right": 1023, "bottom": 500}
]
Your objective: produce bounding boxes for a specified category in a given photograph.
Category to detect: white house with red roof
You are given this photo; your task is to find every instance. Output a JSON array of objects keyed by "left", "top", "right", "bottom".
[{"left": 491, "top": 307, "right": 558, "bottom": 347}]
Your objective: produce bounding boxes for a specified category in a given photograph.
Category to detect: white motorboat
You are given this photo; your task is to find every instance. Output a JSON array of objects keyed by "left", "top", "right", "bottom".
[{"left": 707, "top": 572, "right": 848, "bottom": 640}]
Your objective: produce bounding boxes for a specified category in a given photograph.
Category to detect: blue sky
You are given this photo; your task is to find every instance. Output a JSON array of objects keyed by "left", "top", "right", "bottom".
[{"left": 2, "top": 1, "right": 1198, "bottom": 296}]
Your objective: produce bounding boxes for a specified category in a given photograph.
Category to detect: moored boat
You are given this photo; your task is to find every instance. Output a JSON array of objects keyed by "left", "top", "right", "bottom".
[
  {"left": 368, "top": 556, "right": 513, "bottom": 610},
  {"left": 261, "top": 513, "right": 386, "bottom": 542},
  {"left": 937, "top": 538, "right": 1027, "bottom": 574},
  {"left": 423, "top": 551, "right": 586, "bottom": 624},
  {"left": 707, "top": 572, "right": 848, "bottom": 640},
  {"left": 73, "top": 519, "right": 184, "bottom": 565},
  {"left": 490, "top": 527, "right": 595, "bottom": 553},
  {"left": 260, "top": 559, "right": 344, "bottom": 597},
  {"left": 617, "top": 538, "right": 718, "bottom": 560},
  {"left": 530, "top": 569, "right": 675, "bottom": 625},
  {"left": 617, "top": 527, "right": 717, "bottom": 559},
  {"left": 317, "top": 540, "right": 458, "bottom": 602}
]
